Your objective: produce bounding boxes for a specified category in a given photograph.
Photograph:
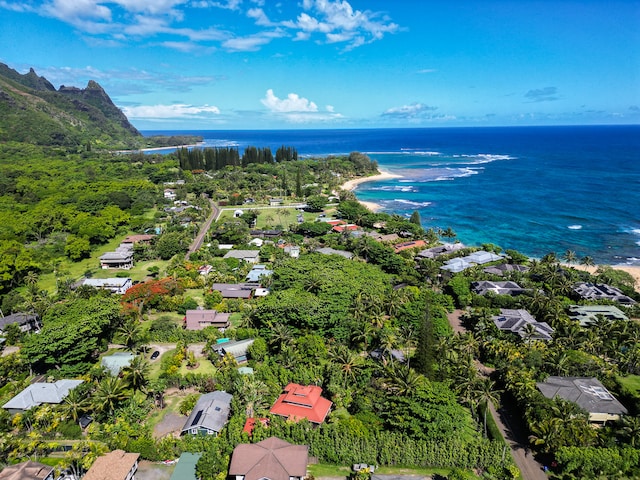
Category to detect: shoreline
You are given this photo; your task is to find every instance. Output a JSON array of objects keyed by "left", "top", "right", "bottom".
[
  {"left": 338, "top": 169, "right": 402, "bottom": 212},
  {"left": 568, "top": 264, "right": 640, "bottom": 288}
]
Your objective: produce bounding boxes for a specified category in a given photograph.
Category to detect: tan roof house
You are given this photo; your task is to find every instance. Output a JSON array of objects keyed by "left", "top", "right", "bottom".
[
  {"left": 0, "top": 461, "right": 54, "bottom": 480},
  {"left": 229, "top": 437, "right": 309, "bottom": 480},
  {"left": 83, "top": 450, "right": 139, "bottom": 480},
  {"left": 184, "top": 308, "right": 230, "bottom": 330}
]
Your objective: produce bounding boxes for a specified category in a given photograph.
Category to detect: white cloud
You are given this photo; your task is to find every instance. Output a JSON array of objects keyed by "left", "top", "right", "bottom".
[
  {"left": 261, "top": 89, "right": 318, "bottom": 113},
  {"left": 43, "top": 0, "right": 111, "bottom": 22},
  {"left": 417, "top": 68, "right": 437, "bottom": 74},
  {"left": 260, "top": 89, "right": 344, "bottom": 123},
  {"left": 122, "top": 103, "right": 221, "bottom": 119},
  {"left": 290, "top": 0, "right": 399, "bottom": 49},
  {"left": 382, "top": 102, "right": 438, "bottom": 118},
  {"left": 222, "top": 31, "right": 283, "bottom": 51},
  {"left": 247, "top": 7, "right": 272, "bottom": 26}
]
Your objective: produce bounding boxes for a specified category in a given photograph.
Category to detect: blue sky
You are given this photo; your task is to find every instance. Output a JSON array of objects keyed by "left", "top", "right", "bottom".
[{"left": 1, "top": 0, "right": 639, "bottom": 130}]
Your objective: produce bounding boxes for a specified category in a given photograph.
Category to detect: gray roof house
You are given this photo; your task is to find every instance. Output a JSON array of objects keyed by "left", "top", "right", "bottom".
[
  {"left": 440, "top": 250, "right": 504, "bottom": 273},
  {"left": 416, "top": 242, "right": 466, "bottom": 260},
  {"left": 492, "top": 309, "right": 554, "bottom": 341},
  {"left": 573, "top": 282, "right": 636, "bottom": 305},
  {"left": 213, "top": 338, "right": 255, "bottom": 363},
  {"left": 483, "top": 263, "right": 530, "bottom": 276},
  {"left": 0, "top": 312, "right": 41, "bottom": 335},
  {"left": 210, "top": 283, "right": 258, "bottom": 299},
  {"left": 101, "top": 352, "right": 135, "bottom": 376},
  {"left": 472, "top": 280, "right": 528, "bottom": 296},
  {"left": 82, "top": 278, "right": 132, "bottom": 294},
  {"left": 229, "top": 437, "right": 309, "bottom": 480},
  {"left": 567, "top": 305, "right": 629, "bottom": 326},
  {"left": 537, "top": 376, "right": 627, "bottom": 425},
  {"left": 2, "top": 380, "right": 83, "bottom": 414},
  {"left": 99, "top": 244, "right": 134, "bottom": 270},
  {"left": 181, "top": 391, "right": 233, "bottom": 436},
  {"left": 223, "top": 250, "right": 261, "bottom": 264}
]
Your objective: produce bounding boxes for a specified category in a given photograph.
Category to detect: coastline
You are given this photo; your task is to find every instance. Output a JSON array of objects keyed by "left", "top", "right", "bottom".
[
  {"left": 339, "top": 169, "right": 402, "bottom": 212},
  {"left": 570, "top": 264, "right": 640, "bottom": 288}
]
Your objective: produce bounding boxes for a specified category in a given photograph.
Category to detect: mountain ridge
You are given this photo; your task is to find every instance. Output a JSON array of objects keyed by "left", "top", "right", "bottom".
[{"left": 0, "top": 62, "right": 143, "bottom": 149}]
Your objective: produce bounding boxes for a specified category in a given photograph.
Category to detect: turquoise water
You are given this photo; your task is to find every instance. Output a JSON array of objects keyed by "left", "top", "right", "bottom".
[{"left": 144, "top": 125, "right": 640, "bottom": 264}]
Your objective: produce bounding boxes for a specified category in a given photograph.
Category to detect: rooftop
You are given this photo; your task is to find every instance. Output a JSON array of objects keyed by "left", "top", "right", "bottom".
[
  {"left": 270, "top": 383, "right": 332, "bottom": 424},
  {"left": 229, "top": 437, "right": 308, "bottom": 480}
]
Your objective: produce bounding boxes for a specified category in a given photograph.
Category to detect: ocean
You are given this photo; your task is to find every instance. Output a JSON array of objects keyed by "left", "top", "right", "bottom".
[{"left": 143, "top": 125, "right": 640, "bottom": 265}]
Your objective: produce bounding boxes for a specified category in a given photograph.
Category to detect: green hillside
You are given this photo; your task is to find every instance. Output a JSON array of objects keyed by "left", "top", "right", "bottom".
[{"left": 0, "top": 63, "right": 144, "bottom": 149}]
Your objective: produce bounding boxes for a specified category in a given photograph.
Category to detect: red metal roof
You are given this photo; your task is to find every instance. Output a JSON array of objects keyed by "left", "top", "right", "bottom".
[{"left": 269, "top": 383, "right": 332, "bottom": 424}]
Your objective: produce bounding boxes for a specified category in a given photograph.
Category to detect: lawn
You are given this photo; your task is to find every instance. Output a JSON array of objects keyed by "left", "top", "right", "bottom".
[
  {"left": 308, "top": 464, "right": 479, "bottom": 479},
  {"left": 178, "top": 357, "right": 217, "bottom": 376},
  {"left": 618, "top": 375, "right": 640, "bottom": 395},
  {"left": 217, "top": 206, "right": 321, "bottom": 229}
]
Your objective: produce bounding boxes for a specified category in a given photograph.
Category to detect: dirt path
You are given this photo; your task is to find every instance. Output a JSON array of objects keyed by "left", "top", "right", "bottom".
[
  {"left": 187, "top": 198, "right": 219, "bottom": 260},
  {"left": 446, "top": 309, "right": 548, "bottom": 480}
]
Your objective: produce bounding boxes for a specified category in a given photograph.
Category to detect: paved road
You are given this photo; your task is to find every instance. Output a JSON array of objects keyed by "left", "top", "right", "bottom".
[
  {"left": 446, "top": 309, "right": 547, "bottom": 480},
  {"left": 186, "top": 198, "right": 219, "bottom": 260}
]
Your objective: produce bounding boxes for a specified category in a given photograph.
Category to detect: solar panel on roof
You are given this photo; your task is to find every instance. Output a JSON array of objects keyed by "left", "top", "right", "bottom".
[{"left": 191, "top": 410, "right": 203, "bottom": 426}]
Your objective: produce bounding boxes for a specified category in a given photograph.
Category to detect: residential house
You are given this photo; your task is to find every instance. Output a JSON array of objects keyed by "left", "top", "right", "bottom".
[
  {"left": 0, "top": 312, "right": 41, "bottom": 335},
  {"left": 169, "top": 453, "right": 201, "bottom": 480},
  {"left": 270, "top": 383, "right": 332, "bottom": 424},
  {"left": 492, "top": 309, "right": 554, "bottom": 341},
  {"left": 573, "top": 282, "right": 636, "bottom": 305},
  {"left": 440, "top": 250, "right": 503, "bottom": 273},
  {"left": 471, "top": 280, "right": 528, "bottom": 296},
  {"left": 3, "top": 380, "right": 84, "bottom": 414},
  {"left": 223, "top": 250, "right": 261, "bottom": 264},
  {"left": 537, "top": 376, "right": 627, "bottom": 425},
  {"left": 81, "top": 277, "right": 132, "bottom": 294},
  {"left": 181, "top": 391, "right": 233, "bottom": 436},
  {"left": 567, "top": 305, "right": 629, "bottom": 326},
  {"left": 83, "top": 450, "right": 139, "bottom": 480},
  {"left": 250, "top": 229, "right": 283, "bottom": 239},
  {"left": 198, "top": 265, "right": 213, "bottom": 276},
  {"left": 184, "top": 309, "right": 230, "bottom": 330},
  {"left": 283, "top": 245, "right": 300, "bottom": 258},
  {"left": 99, "top": 244, "right": 134, "bottom": 269},
  {"left": 164, "top": 188, "right": 177, "bottom": 200},
  {"left": 121, "top": 234, "right": 155, "bottom": 245},
  {"left": 210, "top": 283, "right": 257, "bottom": 299},
  {"left": 245, "top": 264, "right": 273, "bottom": 283},
  {"left": 101, "top": 352, "right": 135, "bottom": 376},
  {"left": 394, "top": 240, "right": 427, "bottom": 253},
  {"left": 229, "top": 437, "right": 308, "bottom": 480},
  {"left": 0, "top": 461, "right": 54, "bottom": 480},
  {"left": 483, "top": 263, "right": 530, "bottom": 276},
  {"left": 314, "top": 247, "right": 354, "bottom": 260},
  {"left": 415, "top": 242, "right": 466, "bottom": 260},
  {"left": 364, "top": 232, "right": 401, "bottom": 243},
  {"left": 269, "top": 198, "right": 283, "bottom": 206},
  {"left": 213, "top": 338, "right": 255, "bottom": 363},
  {"left": 332, "top": 224, "right": 359, "bottom": 233}
]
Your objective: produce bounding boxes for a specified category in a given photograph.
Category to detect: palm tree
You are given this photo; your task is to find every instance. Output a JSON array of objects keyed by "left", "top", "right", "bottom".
[
  {"left": 122, "top": 356, "right": 150, "bottom": 394},
  {"left": 92, "top": 377, "right": 129, "bottom": 418},
  {"left": 329, "top": 344, "right": 364, "bottom": 388},
  {"left": 528, "top": 417, "right": 562, "bottom": 453},
  {"left": 580, "top": 255, "right": 595, "bottom": 268},
  {"left": 267, "top": 321, "right": 294, "bottom": 353},
  {"left": 234, "top": 376, "right": 269, "bottom": 417},
  {"left": 60, "top": 388, "right": 90, "bottom": 425},
  {"left": 563, "top": 249, "right": 577, "bottom": 265},
  {"left": 116, "top": 319, "right": 143, "bottom": 352},
  {"left": 617, "top": 416, "right": 640, "bottom": 447},
  {"left": 473, "top": 378, "right": 502, "bottom": 438},
  {"left": 384, "top": 362, "right": 424, "bottom": 396}
]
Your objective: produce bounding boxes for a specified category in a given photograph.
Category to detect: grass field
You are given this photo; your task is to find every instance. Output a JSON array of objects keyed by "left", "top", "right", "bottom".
[
  {"left": 217, "top": 206, "right": 324, "bottom": 228},
  {"left": 308, "top": 464, "right": 478, "bottom": 479},
  {"left": 618, "top": 375, "right": 640, "bottom": 395}
]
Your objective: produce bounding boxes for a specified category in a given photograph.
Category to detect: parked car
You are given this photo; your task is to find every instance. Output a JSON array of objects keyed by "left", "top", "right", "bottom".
[{"left": 150, "top": 350, "right": 160, "bottom": 360}]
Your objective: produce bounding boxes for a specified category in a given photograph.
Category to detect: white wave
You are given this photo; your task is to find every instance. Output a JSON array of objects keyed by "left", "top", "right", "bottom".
[
  {"left": 390, "top": 199, "right": 432, "bottom": 208},
  {"left": 568, "top": 225, "right": 583, "bottom": 230},
  {"left": 636, "top": 241, "right": 640, "bottom": 246},
  {"left": 206, "top": 140, "right": 240, "bottom": 147},
  {"left": 368, "top": 185, "right": 418, "bottom": 193},
  {"left": 631, "top": 229, "right": 640, "bottom": 235}
]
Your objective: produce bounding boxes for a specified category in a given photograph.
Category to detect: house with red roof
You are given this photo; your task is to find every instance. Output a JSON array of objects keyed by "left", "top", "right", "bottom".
[
  {"left": 332, "top": 224, "right": 359, "bottom": 233},
  {"left": 242, "top": 417, "right": 269, "bottom": 436},
  {"left": 393, "top": 240, "right": 427, "bottom": 253},
  {"left": 269, "top": 383, "right": 332, "bottom": 424}
]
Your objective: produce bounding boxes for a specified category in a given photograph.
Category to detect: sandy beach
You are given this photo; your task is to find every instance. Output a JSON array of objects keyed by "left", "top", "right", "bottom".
[
  {"left": 570, "top": 264, "right": 640, "bottom": 289},
  {"left": 338, "top": 169, "right": 402, "bottom": 212}
]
